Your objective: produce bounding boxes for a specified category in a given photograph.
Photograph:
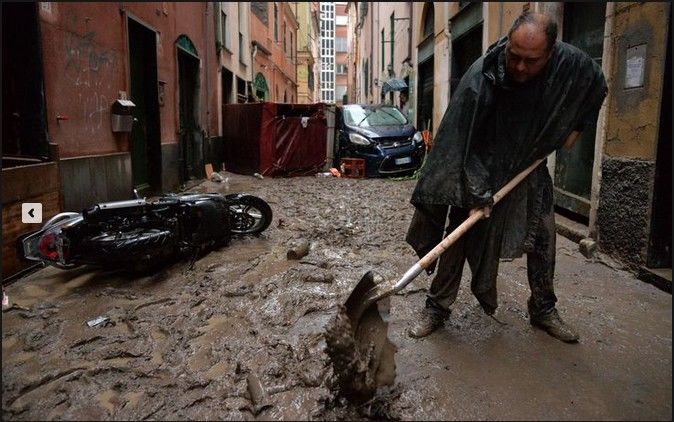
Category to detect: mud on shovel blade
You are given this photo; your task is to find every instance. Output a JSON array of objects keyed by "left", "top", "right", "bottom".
[
  {"left": 335, "top": 157, "right": 545, "bottom": 402},
  {"left": 327, "top": 270, "right": 397, "bottom": 404}
]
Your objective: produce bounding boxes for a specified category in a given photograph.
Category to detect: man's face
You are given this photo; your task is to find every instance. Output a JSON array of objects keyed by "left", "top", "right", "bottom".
[{"left": 505, "top": 23, "right": 552, "bottom": 84}]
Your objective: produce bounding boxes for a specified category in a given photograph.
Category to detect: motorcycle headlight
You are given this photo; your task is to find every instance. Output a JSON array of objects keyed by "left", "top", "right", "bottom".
[
  {"left": 349, "top": 133, "right": 371, "bottom": 146},
  {"left": 413, "top": 131, "right": 423, "bottom": 144}
]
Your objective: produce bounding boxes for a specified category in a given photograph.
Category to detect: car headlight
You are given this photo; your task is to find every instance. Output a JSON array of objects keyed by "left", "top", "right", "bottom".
[
  {"left": 413, "top": 131, "right": 423, "bottom": 144},
  {"left": 349, "top": 133, "right": 371, "bottom": 146}
]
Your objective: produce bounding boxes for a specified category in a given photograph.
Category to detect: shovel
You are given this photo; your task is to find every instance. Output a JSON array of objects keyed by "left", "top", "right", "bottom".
[
  {"left": 344, "top": 157, "right": 546, "bottom": 338},
  {"left": 325, "top": 158, "right": 547, "bottom": 403}
]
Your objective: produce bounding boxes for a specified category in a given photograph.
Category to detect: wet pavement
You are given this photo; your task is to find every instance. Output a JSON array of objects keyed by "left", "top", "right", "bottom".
[{"left": 2, "top": 172, "right": 672, "bottom": 420}]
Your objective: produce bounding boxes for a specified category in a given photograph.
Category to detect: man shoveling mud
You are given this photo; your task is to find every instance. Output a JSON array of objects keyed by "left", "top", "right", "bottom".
[{"left": 406, "top": 12, "right": 607, "bottom": 342}]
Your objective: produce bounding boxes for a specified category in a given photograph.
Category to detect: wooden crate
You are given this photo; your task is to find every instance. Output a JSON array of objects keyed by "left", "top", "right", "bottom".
[{"left": 340, "top": 158, "right": 366, "bottom": 178}]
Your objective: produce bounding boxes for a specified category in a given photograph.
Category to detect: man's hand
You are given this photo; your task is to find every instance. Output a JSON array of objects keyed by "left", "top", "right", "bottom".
[{"left": 470, "top": 205, "right": 492, "bottom": 219}]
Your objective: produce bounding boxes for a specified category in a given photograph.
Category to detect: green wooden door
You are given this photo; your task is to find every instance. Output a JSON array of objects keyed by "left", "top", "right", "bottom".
[
  {"left": 128, "top": 21, "right": 149, "bottom": 192},
  {"left": 128, "top": 19, "right": 161, "bottom": 194},
  {"left": 177, "top": 48, "right": 201, "bottom": 182}
]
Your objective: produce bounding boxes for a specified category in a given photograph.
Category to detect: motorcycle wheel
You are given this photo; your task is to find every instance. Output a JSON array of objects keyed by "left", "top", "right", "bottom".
[
  {"left": 81, "top": 228, "right": 176, "bottom": 272},
  {"left": 229, "top": 195, "right": 273, "bottom": 235}
]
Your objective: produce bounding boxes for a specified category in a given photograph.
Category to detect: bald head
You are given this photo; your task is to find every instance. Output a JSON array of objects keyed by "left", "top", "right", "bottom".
[
  {"left": 505, "top": 12, "right": 557, "bottom": 83},
  {"left": 508, "top": 12, "right": 558, "bottom": 52}
]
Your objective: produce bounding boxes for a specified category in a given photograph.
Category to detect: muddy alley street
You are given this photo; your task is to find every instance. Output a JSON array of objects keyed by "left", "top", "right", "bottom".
[{"left": 2, "top": 172, "right": 672, "bottom": 420}]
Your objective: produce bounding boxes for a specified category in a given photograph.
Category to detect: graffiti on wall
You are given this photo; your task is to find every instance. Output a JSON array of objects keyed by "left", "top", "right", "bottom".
[{"left": 63, "top": 25, "right": 118, "bottom": 135}]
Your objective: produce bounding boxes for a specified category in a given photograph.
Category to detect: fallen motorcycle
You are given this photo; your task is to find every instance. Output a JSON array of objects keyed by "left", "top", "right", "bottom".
[{"left": 18, "top": 192, "right": 272, "bottom": 272}]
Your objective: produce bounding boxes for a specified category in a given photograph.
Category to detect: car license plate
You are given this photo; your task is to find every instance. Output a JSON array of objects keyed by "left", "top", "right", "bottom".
[{"left": 395, "top": 156, "right": 412, "bottom": 165}]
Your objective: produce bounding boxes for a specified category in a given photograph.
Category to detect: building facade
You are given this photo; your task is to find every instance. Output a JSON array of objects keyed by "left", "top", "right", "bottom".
[
  {"left": 320, "top": 2, "right": 336, "bottom": 103},
  {"left": 214, "top": 2, "right": 252, "bottom": 170},
  {"left": 2, "top": 2, "right": 221, "bottom": 278},
  {"left": 349, "top": 3, "right": 415, "bottom": 111},
  {"left": 335, "top": 2, "right": 349, "bottom": 104},
  {"left": 347, "top": 2, "right": 672, "bottom": 280},
  {"left": 216, "top": 3, "right": 252, "bottom": 106},
  {"left": 250, "top": 2, "right": 299, "bottom": 103},
  {"left": 294, "top": 2, "right": 320, "bottom": 103},
  {"left": 345, "top": 2, "right": 358, "bottom": 105}
]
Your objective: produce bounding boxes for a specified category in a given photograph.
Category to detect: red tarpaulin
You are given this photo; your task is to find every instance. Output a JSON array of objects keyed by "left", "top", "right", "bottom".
[{"left": 222, "top": 102, "right": 327, "bottom": 177}]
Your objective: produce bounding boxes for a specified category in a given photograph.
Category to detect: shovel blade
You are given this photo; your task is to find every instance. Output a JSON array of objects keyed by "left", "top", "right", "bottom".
[
  {"left": 328, "top": 270, "right": 396, "bottom": 403},
  {"left": 344, "top": 270, "right": 379, "bottom": 326}
]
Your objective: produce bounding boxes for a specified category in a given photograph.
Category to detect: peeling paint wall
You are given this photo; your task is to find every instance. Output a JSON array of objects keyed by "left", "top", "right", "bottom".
[
  {"left": 36, "top": 2, "right": 219, "bottom": 204},
  {"left": 38, "top": 2, "right": 218, "bottom": 157},
  {"left": 604, "top": 2, "right": 670, "bottom": 160},
  {"left": 596, "top": 2, "right": 671, "bottom": 269},
  {"left": 39, "top": 3, "right": 126, "bottom": 157}
]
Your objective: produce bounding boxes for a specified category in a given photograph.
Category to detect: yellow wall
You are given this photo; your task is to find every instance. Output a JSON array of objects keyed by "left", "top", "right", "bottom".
[
  {"left": 604, "top": 2, "right": 671, "bottom": 160},
  {"left": 296, "top": 2, "right": 310, "bottom": 51}
]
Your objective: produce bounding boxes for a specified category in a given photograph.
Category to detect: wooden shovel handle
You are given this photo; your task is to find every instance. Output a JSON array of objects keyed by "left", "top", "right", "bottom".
[{"left": 418, "top": 158, "right": 545, "bottom": 270}]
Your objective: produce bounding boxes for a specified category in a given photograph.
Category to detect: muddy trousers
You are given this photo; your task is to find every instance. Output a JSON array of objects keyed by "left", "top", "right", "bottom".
[{"left": 424, "top": 204, "right": 558, "bottom": 319}]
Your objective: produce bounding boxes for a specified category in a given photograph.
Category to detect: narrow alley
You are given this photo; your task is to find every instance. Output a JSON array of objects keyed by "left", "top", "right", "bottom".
[
  {"left": 2, "top": 2, "right": 671, "bottom": 421},
  {"left": 3, "top": 173, "right": 671, "bottom": 420}
]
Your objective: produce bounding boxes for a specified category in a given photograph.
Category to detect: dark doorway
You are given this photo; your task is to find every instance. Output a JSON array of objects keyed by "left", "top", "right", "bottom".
[
  {"left": 2, "top": 3, "right": 49, "bottom": 166},
  {"left": 177, "top": 46, "right": 202, "bottom": 182},
  {"left": 554, "top": 2, "right": 606, "bottom": 219},
  {"left": 450, "top": 23, "right": 483, "bottom": 95},
  {"left": 222, "top": 67, "right": 234, "bottom": 105},
  {"left": 237, "top": 76, "right": 247, "bottom": 103},
  {"left": 128, "top": 18, "right": 161, "bottom": 195},
  {"left": 417, "top": 59, "right": 434, "bottom": 132},
  {"left": 416, "top": 3, "right": 434, "bottom": 132},
  {"left": 647, "top": 16, "right": 672, "bottom": 270}
]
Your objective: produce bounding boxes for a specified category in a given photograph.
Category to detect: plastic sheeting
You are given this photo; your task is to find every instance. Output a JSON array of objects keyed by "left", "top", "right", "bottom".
[{"left": 222, "top": 102, "right": 327, "bottom": 177}]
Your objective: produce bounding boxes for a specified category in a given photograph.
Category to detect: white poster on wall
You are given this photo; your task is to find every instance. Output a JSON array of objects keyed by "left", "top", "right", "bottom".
[{"left": 625, "top": 44, "right": 647, "bottom": 89}]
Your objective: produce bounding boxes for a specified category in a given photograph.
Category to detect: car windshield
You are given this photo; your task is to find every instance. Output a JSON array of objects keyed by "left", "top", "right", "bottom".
[{"left": 344, "top": 105, "right": 408, "bottom": 127}]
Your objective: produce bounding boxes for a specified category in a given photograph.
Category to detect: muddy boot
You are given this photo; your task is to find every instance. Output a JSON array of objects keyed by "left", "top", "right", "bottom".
[
  {"left": 407, "top": 307, "right": 448, "bottom": 338},
  {"left": 529, "top": 308, "right": 579, "bottom": 343}
]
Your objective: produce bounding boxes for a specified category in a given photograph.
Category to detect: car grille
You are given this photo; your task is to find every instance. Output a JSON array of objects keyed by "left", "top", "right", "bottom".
[
  {"left": 378, "top": 155, "right": 417, "bottom": 173},
  {"left": 377, "top": 137, "right": 412, "bottom": 149},
  {"left": 377, "top": 148, "right": 425, "bottom": 174}
]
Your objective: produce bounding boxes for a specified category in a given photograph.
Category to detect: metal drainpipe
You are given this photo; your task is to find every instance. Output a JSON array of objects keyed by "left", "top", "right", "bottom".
[
  {"left": 371, "top": 1, "right": 374, "bottom": 101},
  {"left": 252, "top": 44, "right": 258, "bottom": 100},
  {"left": 408, "top": 1, "right": 413, "bottom": 62},
  {"left": 203, "top": 3, "right": 211, "bottom": 166},
  {"left": 589, "top": 1, "right": 616, "bottom": 240},
  {"left": 407, "top": 1, "right": 412, "bottom": 127}
]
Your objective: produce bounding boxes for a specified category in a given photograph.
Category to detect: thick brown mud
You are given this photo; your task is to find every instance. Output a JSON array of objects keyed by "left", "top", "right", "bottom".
[
  {"left": 2, "top": 171, "right": 671, "bottom": 420},
  {"left": 324, "top": 268, "right": 398, "bottom": 405},
  {"left": 324, "top": 302, "right": 397, "bottom": 404}
]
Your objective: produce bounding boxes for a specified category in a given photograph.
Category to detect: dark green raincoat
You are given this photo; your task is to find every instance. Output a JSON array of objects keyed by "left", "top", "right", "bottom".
[{"left": 406, "top": 37, "right": 607, "bottom": 314}]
